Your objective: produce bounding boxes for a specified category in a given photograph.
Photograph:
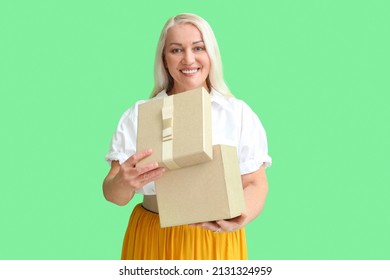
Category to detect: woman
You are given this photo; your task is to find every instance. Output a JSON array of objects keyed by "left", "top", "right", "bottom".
[{"left": 103, "top": 13, "right": 271, "bottom": 260}]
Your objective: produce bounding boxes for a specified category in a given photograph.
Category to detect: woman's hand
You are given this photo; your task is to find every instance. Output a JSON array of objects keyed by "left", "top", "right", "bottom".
[
  {"left": 103, "top": 149, "right": 165, "bottom": 205},
  {"left": 114, "top": 149, "right": 165, "bottom": 191},
  {"left": 190, "top": 165, "right": 268, "bottom": 232},
  {"left": 191, "top": 213, "right": 248, "bottom": 233}
]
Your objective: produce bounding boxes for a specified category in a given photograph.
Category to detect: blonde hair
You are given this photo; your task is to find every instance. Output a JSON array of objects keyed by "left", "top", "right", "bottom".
[{"left": 150, "top": 13, "right": 232, "bottom": 97}]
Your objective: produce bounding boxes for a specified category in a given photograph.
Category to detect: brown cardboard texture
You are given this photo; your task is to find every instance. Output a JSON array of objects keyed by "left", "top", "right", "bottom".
[
  {"left": 137, "top": 87, "right": 212, "bottom": 170},
  {"left": 156, "top": 145, "right": 245, "bottom": 228}
]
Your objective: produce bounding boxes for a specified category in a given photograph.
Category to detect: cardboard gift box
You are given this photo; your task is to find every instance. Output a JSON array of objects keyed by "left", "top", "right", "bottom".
[
  {"left": 156, "top": 144, "right": 246, "bottom": 228},
  {"left": 137, "top": 87, "right": 212, "bottom": 170}
]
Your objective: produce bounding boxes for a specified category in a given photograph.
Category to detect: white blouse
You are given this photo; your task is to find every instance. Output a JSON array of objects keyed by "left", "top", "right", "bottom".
[{"left": 105, "top": 88, "right": 272, "bottom": 195}]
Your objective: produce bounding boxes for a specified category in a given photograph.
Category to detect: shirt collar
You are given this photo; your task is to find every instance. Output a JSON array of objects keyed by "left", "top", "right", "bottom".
[
  {"left": 154, "top": 90, "right": 168, "bottom": 99},
  {"left": 210, "top": 88, "right": 231, "bottom": 109}
]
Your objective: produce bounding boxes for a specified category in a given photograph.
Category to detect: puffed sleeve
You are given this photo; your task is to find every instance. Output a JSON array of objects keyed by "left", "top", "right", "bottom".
[
  {"left": 238, "top": 101, "right": 272, "bottom": 174},
  {"left": 104, "top": 105, "right": 138, "bottom": 165}
]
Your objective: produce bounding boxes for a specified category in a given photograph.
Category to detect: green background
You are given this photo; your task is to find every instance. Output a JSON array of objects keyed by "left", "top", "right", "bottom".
[{"left": 1, "top": 0, "right": 389, "bottom": 259}]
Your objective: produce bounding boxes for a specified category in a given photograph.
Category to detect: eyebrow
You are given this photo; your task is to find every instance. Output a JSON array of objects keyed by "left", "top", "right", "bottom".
[{"left": 169, "top": 40, "right": 204, "bottom": 46}]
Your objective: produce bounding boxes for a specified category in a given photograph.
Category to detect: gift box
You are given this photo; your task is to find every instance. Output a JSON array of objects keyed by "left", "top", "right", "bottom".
[
  {"left": 137, "top": 87, "right": 212, "bottom": 170},
  {"left": 155, "top": 144, "right": 246, "bottom": 228}
]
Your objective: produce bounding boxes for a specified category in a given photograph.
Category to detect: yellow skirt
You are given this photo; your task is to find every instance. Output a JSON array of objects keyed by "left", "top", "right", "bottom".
[{"left": 121, "top": 204, "right": 248, "bottom": 260}]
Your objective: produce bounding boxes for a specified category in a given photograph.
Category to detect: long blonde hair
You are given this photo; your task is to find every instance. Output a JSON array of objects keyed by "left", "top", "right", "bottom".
[{"left": 150, "top": 13, "right": 232, "bottom": 97}]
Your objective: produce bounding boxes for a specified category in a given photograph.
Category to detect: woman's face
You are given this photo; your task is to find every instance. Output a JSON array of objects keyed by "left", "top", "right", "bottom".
[{"left": 164, "top": 23, "right": 210, "bottom": 94}]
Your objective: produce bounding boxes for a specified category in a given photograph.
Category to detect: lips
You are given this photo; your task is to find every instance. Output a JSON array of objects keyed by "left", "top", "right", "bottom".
[{"left": 180, "top": 68, "right": 200, "bottom": 74}]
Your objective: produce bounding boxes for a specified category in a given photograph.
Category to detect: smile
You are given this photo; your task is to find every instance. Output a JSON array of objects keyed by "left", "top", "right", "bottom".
[{"left": 181, "top": 68, "right": 199, "bottom": 74}]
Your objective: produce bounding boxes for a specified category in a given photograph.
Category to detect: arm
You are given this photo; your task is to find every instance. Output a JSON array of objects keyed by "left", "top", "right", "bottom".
[
  {"left": 195, "top": 164, "right": 269, "bottom": 232},
  {"left": 103, "top": 149, "right": 165, "bottom": 206},
  {"left": 240, "top": 164, "right": 269, "bottom": 224}
]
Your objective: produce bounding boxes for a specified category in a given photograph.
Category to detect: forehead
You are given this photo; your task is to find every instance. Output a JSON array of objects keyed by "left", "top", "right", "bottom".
[{"left": 165, "top": 23, "right": 203, "bottom": 44}]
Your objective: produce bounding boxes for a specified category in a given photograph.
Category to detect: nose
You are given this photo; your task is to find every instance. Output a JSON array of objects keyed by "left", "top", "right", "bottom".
[{"left": 182, "top": 50, "right": 195, "bottom": 65}]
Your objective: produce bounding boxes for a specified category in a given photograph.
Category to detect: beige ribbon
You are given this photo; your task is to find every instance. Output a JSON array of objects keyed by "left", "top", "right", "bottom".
[{"left": 162, "top": 96, "right": 180, "bottom": 169}]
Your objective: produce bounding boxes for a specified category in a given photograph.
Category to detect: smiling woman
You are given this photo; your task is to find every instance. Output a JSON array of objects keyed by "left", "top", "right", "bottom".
[
  {"left": 163, "top": 23, "right": 210, "bottom": 94},
  {"left": 103, "top": 13, "right": 272, "bottom": 260},
  {"left": 151, "top": 13, "right": 231, "bottom": 98}
]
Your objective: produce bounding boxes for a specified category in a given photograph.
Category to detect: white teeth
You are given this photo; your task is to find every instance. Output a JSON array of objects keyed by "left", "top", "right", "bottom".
[{"left": 181, "top": 69, "right": 198, "bottom": 74}]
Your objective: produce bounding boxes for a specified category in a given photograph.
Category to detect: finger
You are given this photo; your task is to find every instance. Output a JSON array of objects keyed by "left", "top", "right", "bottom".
[
  {"left": 215, "top": 220, "right": 235, "bottom": 232},
  {"left": 125, "top": 149, "right": 153, "bottom": 166},
  {"left": 221, "top": 212, "right": 247, "bottom": 224},
  {"left": 134, "top": 161, "right": 160, "bottom": 176},
  {"left": 216, "top": 213, "right": 247, "bottom": 232},
  {"left": 138, "top": 167, "right": 165, "bottom": 184},
  {"left": 194, "top": 222, "right": 221, "bottom": 232},
  {"left": 128, "top": 167, "right": 165, "bottom": 191}
]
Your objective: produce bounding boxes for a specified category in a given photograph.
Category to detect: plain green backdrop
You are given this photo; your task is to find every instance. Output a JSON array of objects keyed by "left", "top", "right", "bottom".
[{"left": 1, "top": 0, "right": 389, "bottom": 259}]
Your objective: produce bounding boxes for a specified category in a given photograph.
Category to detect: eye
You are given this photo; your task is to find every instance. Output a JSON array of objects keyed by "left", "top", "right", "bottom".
[
  {"left": 171, "top": 48, "right": 182, "bottom": 54},
  {"left": 194, "top": 46, "right": 205, "bottom": 52}
]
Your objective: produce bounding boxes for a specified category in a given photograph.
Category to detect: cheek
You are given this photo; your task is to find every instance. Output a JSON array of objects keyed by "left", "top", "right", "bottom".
[
  {"left": 201, "top": 55, "right": 211, "bottom": 70},
  {"left": 202, "top": 59, "right": 211, "bottom": 73},
  {"left": 165, "top": 57, "right": 179, "bottom": 71},
  {"left": 163, "top": 54, "right": 172, "bottom": 67}
]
